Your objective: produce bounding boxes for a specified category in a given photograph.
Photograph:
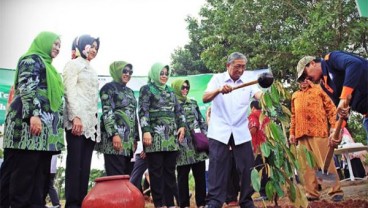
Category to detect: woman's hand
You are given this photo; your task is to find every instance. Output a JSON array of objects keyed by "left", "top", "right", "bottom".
[
  {"left": 329, "top": 129, "right": 342, "bottom": 148},
  {"left": 177, "top": 127, "right": 185, "bottom": 143},
  {"left": 112, "top": 135, "right": 123, "bottom": 152},
  {"left": 30, "top": 116, "right": 42, "bottom": 136},
  {"left": 143, "top": 132, "right": 152, "bottom": 147},
  {"left": 289, "top": 135, "right": 296, "bottom": 145},
  {"left": 140, "top": 151, "right": 146, "bottom": 159},
  {"left": 72, "top": 117, "right": 83, "bottom": 136}
]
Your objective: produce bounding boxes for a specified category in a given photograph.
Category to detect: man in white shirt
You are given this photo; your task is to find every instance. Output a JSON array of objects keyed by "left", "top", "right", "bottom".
[{"left": 203, "top": 52, "right": 262, "bottom": 208}]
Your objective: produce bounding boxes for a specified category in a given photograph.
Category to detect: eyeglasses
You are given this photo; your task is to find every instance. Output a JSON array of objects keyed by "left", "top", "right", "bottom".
[
  {"left": 160, "top": 71, "right": 169, "bottom": 76},
  {"left": 181, "top": 86, "right": 190, "bottom": 90},
  {"left": 232, "top": 64, "right": 246, "bottom": 70},
  {"left": 122, "top": 68, "right": 133, "bottom": 75}
]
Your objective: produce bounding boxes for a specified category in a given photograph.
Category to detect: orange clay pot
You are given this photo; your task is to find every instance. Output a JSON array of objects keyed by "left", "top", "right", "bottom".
[{"left": 82, "top": 175, "right": 145, "bottom": 208}]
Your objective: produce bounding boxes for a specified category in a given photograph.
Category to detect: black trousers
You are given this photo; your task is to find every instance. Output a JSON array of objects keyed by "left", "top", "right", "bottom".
[
  {"left": 226, "top": 152, "right": 240, "bottom": 203},
  {"left": 104, "top": 154, "right": 132, "bottom": 176},
  {"left": 0, "top": 149, "right": 52, "bottom": 208},
  {"left": 146, "top": 151, "right": 178, "bottom": 207},
  {"left": 206, "top": 136, "right": 255, "bottom": 208},
  {"left": 177, "top": 161, "right": 206, "bottom": 207},
  {"left": 45, "top": 173, "right": 60, "bottom": 206},
  {"left": 130, "top": 154, "right": 148, "bottom": 191},
  {"left": 0, "top": 148, "right": 10, "bottom": 208},
  {"left": 65, "top": 130, "right": 96, "bottom": 208}
]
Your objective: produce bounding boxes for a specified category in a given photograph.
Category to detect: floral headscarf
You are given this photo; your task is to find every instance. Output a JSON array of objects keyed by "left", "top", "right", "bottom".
[
  {"left": 109, "top": 61, "right": 132, "bottom": 84},
  {"left": 15, "top": 31, "right": 64, "bottom": 112},
  {"left": 71, "top": 34, "right": 100, "bottom": 59},
  {"left": 148, "top": 62, "right": 170, "bottom": 90}
]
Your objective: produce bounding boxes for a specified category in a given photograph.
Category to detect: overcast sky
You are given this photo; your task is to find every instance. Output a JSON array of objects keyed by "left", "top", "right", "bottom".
[{"left": 0, "top": 0, "right": 205, "bottom": 76}]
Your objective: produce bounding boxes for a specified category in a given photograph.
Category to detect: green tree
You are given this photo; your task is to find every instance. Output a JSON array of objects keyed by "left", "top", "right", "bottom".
[
  {"left": 175, "top": 0, "right": 367, "bottom": 82},
  {"left": 347, "top": 112, "right": 367, "bottom": 145},
  {"left": 171, "top": 16, "right": 211, "bottom": 75}
]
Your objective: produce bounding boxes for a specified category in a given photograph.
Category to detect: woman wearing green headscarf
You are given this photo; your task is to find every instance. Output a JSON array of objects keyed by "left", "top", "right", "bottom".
[
  {"left": 171, "top": 79, "right": 208, "bottom": 208},
  {"left": 95, "top": 61, "right": 139, "bottom": 176},
  {"left": 138, "top": 63, "right": 186, "bottom": 208},
  {"left": 1, "top": 31, "right": 64, "bottom": 207}
]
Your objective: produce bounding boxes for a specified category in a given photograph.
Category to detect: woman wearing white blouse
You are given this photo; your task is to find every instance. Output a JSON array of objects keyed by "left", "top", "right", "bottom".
[{"left": 63, "top": 34, "right": 100, "bottom": 208}]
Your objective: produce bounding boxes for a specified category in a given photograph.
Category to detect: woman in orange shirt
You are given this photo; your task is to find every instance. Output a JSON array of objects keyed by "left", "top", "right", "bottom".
[{"left": 289, "top": 78, "right": 343, "bottom": 202}]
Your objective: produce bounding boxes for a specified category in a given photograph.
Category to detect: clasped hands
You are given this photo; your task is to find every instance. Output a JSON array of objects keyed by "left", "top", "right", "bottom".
[{"left": 143, "top": 127, "right": 186, "bottom": 147}]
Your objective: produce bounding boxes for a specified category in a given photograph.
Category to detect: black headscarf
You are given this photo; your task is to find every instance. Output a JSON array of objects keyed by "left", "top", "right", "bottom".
[{"left": 71, "top": 34, "right": 100, "bottom": 59}]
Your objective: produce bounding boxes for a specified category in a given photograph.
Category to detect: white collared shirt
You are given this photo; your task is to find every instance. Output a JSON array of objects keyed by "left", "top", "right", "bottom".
[{"left": 205, "top": 71, "right": 261, "bottom": 145}]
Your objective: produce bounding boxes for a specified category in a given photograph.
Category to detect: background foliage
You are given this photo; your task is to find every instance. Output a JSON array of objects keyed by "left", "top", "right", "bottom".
[{"left": 172, "top": 0, "right": 368, "bottom": 82}]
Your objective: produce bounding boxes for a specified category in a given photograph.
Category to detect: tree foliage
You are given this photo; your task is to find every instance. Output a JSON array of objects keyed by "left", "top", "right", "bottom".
[
  {"left": 56, "top": 166, "right": 65, "bottom": 199},
  {"left": 171, "top": 16, "right": 211, "bottom": 75},
  {"left": 88, "top": 169, "right": 106, "bottom": 191},
  {"left": 347, "top": 112, "right": 367, "bottom": 145},
  {"left": 171, "top": 0, "right": 368, "bottom": 84}
]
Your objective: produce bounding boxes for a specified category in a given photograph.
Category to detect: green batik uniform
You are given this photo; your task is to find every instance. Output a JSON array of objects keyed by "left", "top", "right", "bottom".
[
  {"left": 176, "top": 99, "right": 208, "bottom": 166},
  {"left": 138, "top": 83, "right": 186, "bottom": 153},
  {"left": 4, "top": 54, "right": 64, "bottom": 151},
  {"left": 95, "top": 82, "right": 139, "bottom": 156}
]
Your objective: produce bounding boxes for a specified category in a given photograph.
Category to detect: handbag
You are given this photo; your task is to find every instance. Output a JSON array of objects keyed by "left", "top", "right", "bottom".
[{"left": 190, "top": 129, "right": 209, "bottom": 152}]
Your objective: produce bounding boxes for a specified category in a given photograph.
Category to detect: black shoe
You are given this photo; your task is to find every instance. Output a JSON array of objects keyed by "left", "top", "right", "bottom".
[{"left": 331, "top": 195, "right": 343, "bottom": 202}]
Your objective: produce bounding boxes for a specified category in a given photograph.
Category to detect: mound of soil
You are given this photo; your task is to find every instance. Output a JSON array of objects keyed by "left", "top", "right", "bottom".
[{"left": 308, "top": 199, "right": 368, "bottom": 208}]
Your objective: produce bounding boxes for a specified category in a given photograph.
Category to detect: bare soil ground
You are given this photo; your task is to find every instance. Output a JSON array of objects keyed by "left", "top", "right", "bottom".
[
  {"left": 252, "top": 178, "right": 368, "bottom": 208},
  {"left": 144, "top": 177, "right": 368, "bottom": 208}
]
